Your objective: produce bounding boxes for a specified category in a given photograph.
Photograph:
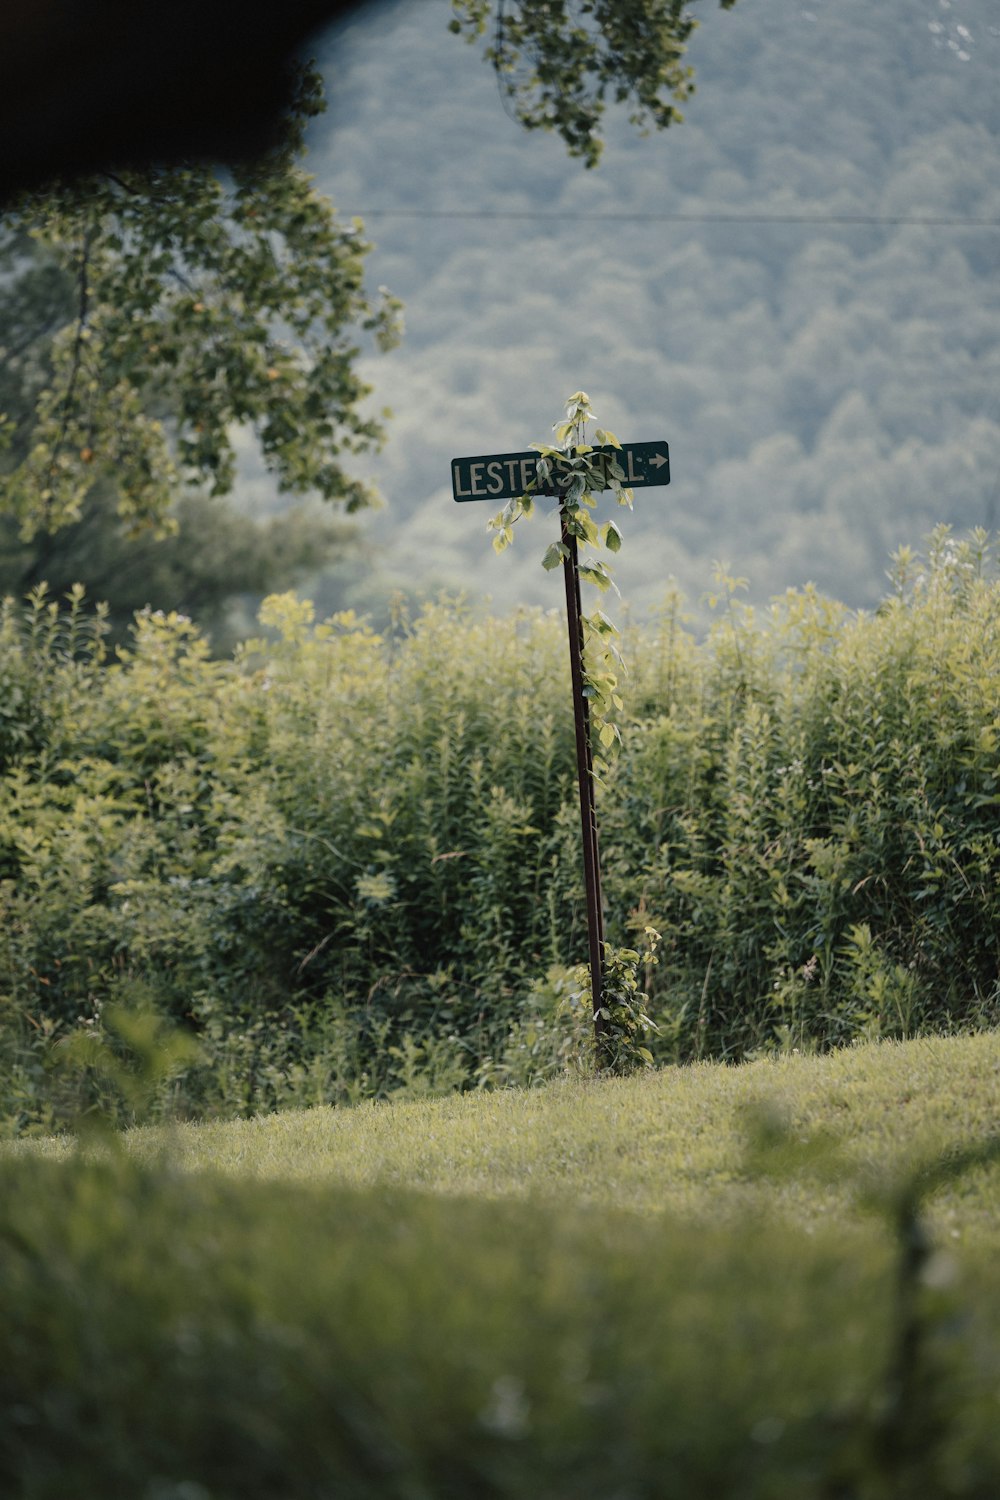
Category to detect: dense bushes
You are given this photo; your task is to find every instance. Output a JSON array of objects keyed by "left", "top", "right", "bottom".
[
  {"left": 609, "top": 532, "right": 1000, "bottom": 1058},
  {"left": 0, "top": 530, "right": 998, "bottom": 1126}
]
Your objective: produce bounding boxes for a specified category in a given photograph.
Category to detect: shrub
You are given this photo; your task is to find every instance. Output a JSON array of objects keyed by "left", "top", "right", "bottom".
[
  {"left": 608, "top": 531, "right": 1000, "bottom": 1059},
  {"left": 1, "top": 530, "right": 998, "bottom": 1126}
]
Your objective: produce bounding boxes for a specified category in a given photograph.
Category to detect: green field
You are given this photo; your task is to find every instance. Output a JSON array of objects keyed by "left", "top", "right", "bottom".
[
  {"left": 4, "top": 1033, "right": 999, "bottom": 1498},
  {"left": 27, "top": 1027, "right": 1000, "bottom": 1235}
]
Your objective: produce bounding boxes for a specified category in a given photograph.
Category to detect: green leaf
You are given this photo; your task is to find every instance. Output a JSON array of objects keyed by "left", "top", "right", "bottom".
[
  {"left": 586, "top": 609, "right": 618, "bottom": 637},
  {"left": 579, "top": 512, "right": 600, "bottom": 546},
  {"left": 579, "top": 563, "right": 612, "bottom": 593},
  {"left": 542, "top": 542, "right": 568, "bottom": 571}
]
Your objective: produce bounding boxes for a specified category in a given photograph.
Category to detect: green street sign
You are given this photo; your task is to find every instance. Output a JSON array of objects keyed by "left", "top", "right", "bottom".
[{"left": 451, "top": 441, "right": 670, "bottom": 503}]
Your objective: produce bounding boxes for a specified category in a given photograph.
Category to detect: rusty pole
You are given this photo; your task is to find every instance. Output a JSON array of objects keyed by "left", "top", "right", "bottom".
[{"left": 560, "top": 504, "right": 609, "bottom": 1059}]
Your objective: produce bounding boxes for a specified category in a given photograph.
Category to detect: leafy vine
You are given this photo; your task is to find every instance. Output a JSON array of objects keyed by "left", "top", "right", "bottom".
[
  {"left": 487, "top": 392, "right": 660, "bottom": 1073},
  {"left": 488, "top": 390, "right": 633, "bottom": 779}
]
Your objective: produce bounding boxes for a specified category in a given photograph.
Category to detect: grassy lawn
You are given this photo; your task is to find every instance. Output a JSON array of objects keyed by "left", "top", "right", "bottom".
[
  {"left": 23, "top": 1028, "right": 1000, "bottom": 1239},
  {"left": 4, "top": 1032, "right": 1000, "bottom": 1498}
]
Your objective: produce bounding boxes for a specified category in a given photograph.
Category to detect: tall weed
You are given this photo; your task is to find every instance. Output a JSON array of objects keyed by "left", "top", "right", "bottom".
[{"left": 0, "top": 531, "right": 997, "bottom": 1125}]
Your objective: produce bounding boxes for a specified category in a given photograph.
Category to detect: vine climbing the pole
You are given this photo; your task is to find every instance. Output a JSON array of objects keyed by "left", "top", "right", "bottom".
[
  {"left": 488, "top": 390, "right": 631, "bottom": 782},
  {"left": 487, "top": 391, "right": 659, "bottom": 1073}
]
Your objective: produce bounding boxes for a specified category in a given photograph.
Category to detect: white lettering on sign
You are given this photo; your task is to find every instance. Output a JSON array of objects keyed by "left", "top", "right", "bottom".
[
  {"left": 453, "top": 442, "right": 668, "bottom": 501},
  {"left": 452, "top": 463, "right": 473, "bottom": 499}
]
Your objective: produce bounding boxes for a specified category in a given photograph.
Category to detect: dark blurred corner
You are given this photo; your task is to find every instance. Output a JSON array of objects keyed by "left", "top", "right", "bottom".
[{"left": 0, "top": 0, "right": 372, "bottom": 200}]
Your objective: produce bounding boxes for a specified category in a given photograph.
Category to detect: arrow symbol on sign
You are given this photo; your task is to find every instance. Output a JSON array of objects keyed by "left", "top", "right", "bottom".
[{"left": 650, "top": 452, "right": 668, "bottom": 469}]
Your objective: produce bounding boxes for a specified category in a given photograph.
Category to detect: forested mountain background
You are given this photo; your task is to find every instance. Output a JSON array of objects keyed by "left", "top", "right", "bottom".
[{"left": 245, "top": 0, "right": 1000, "bottom": 622}]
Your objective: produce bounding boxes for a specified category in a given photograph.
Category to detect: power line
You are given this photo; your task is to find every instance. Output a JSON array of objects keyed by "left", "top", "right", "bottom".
[{"left": 345, "top": 207, "right": 1000, "bottom": 227}]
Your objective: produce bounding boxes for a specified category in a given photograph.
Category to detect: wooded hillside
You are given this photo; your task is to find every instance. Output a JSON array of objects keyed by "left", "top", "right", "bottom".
[{"left": 290, "top": 0, "right": 1000, "bottom": 620}]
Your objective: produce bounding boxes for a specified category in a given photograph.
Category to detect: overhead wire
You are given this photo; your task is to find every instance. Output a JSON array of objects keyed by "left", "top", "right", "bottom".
[{"left": 342, "top": 208, "right": 1000, "bottom": 226}]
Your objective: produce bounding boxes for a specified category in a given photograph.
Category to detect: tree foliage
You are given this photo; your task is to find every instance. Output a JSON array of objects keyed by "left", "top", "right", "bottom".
[
  {"left": 0, "top": 485, "right": 363, "bottom": 650},
  {"left": 450, "top": 0, "right": 738, "bottom": 167},
  {"left": 0, "top": 69, "right": 402, "bottom": 543},
  {"left": 0, "top": 2, "right": 737, "bottom": 563}
]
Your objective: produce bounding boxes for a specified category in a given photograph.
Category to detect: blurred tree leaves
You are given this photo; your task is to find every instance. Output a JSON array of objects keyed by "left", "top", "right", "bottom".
[
  {"left": 0, "top": 66, "right": 402, "bottom": 544},
  {"left": 450, "top": 0, "right": 737, "bottom": 168},
  {"left": 0, "top": 485, "right": 365, "bottom": 652}
]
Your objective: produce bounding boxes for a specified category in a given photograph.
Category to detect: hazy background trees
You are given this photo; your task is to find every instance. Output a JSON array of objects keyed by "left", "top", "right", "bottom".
[{"left": 294, "top": 0, "right": 1000, "bottom": 623}]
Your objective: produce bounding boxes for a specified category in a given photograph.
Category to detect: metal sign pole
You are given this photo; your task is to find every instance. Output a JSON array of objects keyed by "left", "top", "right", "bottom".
[
  {"left": 560, "top": 504, "right": 609, "bottom": 1058},
  {"left": 450, "top": 434, "right": 670, "bottom": 1066}
]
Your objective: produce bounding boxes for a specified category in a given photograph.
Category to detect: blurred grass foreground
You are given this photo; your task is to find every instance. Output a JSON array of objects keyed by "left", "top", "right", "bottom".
[{"left": 3, "top": 1032, "right": 1000, "bottom": 1498}]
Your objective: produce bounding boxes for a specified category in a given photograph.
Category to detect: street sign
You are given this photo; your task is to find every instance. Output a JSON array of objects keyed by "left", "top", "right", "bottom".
[
  {"left": 451, "top": 441, "right": 670, "bottom": 503},
  {"left": 449, "top": 419, "right": 672, "bottom": 1063}
]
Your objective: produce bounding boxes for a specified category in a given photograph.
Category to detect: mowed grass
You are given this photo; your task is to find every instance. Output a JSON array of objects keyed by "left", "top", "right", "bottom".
[
  {"left": 26, "top": 1029, "right": 999, "bottom": 1241},
  {"left": 4, "top": 1033, "right": 1000, "bottom": 1499}
]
